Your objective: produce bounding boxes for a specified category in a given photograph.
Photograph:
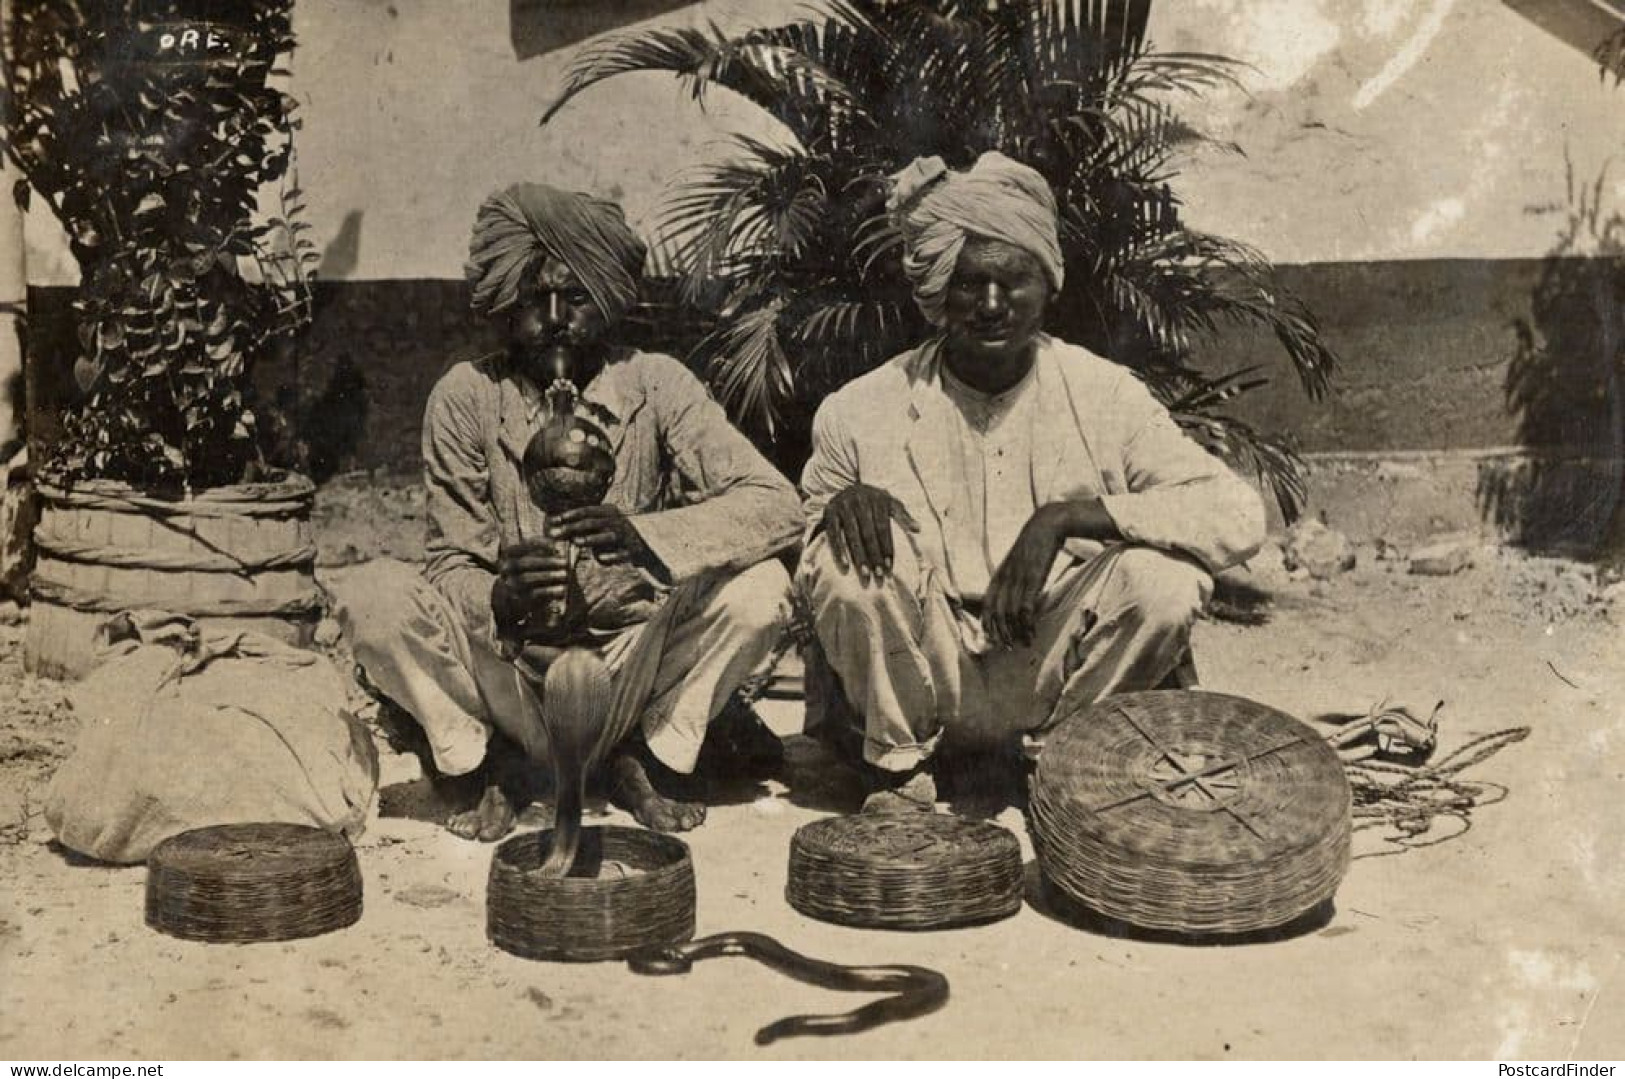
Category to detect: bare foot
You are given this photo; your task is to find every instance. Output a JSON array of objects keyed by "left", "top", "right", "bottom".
[
  {"left": 609, "top": 751, "right": 706, "bottom": 833},
  {"left": 859, "top": 763, "right": 938, "bottom": 814},
  {"left": 447, "top": 782, "right": 517, "bottom": 842}
]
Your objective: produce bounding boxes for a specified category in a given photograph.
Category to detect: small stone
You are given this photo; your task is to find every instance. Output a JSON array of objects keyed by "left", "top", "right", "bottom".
[
  {"left": 1352, "top": 543, "right": 1386, "bottom": 571},
  {"left": 313, "top": 618, "right": 342, "bottom": 648},
  {"left": 1282, "top": 518, "right": 1355, "bottom": 580},
  {"left": 1409, "top": 539, "right": 1474, "bottom": 576},
  {"left": 394, "top": 884, "right": 461, "bottom": 909},
  {"left": 1601, "top": 581, "right": 1625, "bottom": 626}
]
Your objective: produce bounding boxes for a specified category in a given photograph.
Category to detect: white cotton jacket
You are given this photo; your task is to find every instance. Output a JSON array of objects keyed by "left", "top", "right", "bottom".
[{"left": 799, "top": 335, "right": 1267, "bottom": 591}]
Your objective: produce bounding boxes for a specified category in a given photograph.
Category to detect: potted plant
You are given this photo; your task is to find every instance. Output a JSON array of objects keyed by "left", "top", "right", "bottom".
[
  {"left": 3, "top": 0, "right": 320, "bottom": 677},
  {"left": 543, "top": 0, "right": 1337, "bottom": 521}
]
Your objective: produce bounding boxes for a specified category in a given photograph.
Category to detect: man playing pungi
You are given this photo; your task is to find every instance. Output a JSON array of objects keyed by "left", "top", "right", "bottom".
[
  {"left": 339, "top": 184, "right": 801, "bottom": 840},
  {"left": 798, "top": 153, "right": 1267, "bottom": 810}
]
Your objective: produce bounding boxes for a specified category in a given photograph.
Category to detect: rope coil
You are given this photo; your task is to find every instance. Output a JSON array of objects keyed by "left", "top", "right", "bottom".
[
  {"left": 34, "top": 538, "right": 316, "bottom": 572},
  {"left": 36, "top": 477, "right": 315, "bottom": 520},
  {"left": 1337, "top": 723, "right": 1530, "bottom": 857},
  {"left": 29, "top": 577, "right": 322, "bottom": 617}
]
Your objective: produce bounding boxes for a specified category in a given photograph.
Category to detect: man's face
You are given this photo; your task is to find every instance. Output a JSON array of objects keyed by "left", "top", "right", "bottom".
[
  {"left": 506, "top": 255, "right": 610, "bottom": 386},
  {"left": 942, "top": 236, "right": 1051, "bottom": 369}
]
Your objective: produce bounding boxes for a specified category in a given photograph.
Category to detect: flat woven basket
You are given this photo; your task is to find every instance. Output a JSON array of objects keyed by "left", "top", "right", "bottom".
[
  {"left": 145, "top": 823, "right": 362, "bottom": 943},
  {"left": 488, "top": 825, "right": 695, "bottom": 962},
  {"left": 1030, "top": 690, "right": 1351, "bottom": 935},
  {"left": 787, "top": 813, "right": 1024, "bottom": 930}
]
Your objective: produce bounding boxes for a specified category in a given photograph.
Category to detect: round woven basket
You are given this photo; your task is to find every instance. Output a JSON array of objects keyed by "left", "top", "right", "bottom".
[
  {"left": 145, "top": 823, "right": 362, "bottom": 943},
  {"left": 487, "top": 825, "right": 695, "bottom": 962},
  {"left": 787, "top": 813, "right": 1024, "bottom": 931},
  {"left": 1030, "top": 690, "right": 1351, "bottom": 936}
]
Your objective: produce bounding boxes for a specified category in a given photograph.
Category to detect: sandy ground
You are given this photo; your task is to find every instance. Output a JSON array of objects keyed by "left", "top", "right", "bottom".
[{"left": 2, "top": 537, "right": 1623, "bottom": 1061}]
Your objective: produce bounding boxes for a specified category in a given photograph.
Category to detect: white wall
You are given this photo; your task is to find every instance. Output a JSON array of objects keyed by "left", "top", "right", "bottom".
[
  {"left": 22, "top": 0, "right": 797, "bottom": 285},
  {"left": 21, "top": 0, "right": 1625, "bottom": 282},
  {"left": 1157, "top": 0, "right": 1625, "bottom": 263}
]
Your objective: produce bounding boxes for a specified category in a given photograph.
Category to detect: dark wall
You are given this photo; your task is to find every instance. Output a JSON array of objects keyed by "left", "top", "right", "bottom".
[
  {"left": 24, "top": 257, "right": 1623, "bottom": 480},
  {"left": 509, "top": 0, "right": 698, "bottom": 59},
  {"left": 25, "top": 279, "right": 497, "bottom": 482},
  {"left": 1210, "top": 258, "right": 1554, "bottom": 453}
]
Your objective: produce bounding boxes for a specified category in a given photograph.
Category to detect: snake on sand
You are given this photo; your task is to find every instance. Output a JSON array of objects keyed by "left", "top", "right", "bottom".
[
  {"left": 629, "top": 931, "right": 949, "bottom": 1044},
  {"left": 520, "top": 646, "right": 950, "bottom": 1042}
]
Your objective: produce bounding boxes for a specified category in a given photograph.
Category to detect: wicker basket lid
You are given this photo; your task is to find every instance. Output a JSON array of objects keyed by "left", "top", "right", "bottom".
[
  {"left": 145, "top": 823, "right": 362, "bottom": 943},
  {"left": 787, "top": 813, "right": 1024, "bottom": 931},
  {"left": 1030, "top": 690, "right": 1351, "bottom": 935}
]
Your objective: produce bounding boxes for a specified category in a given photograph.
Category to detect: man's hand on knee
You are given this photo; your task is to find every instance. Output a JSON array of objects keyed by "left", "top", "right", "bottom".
[
  {"left": 821, "top": 483, "right": 919, "bottom": 583},
  {"left": 985, "top": 500, "right": 1118, "bottom": 649}
]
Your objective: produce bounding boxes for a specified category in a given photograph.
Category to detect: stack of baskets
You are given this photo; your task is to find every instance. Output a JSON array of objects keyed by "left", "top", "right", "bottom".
[
  {"left": 787, "top": 813, "right": 1024, "bottom": 930},
  {"left": 1030, "top": 690, "right": 1351, "bottom": 935}
]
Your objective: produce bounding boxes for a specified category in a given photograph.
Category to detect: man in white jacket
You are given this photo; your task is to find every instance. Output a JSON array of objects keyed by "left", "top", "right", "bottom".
[{"left": 797, "top": 152, "right": 1266, "bottom": 810}]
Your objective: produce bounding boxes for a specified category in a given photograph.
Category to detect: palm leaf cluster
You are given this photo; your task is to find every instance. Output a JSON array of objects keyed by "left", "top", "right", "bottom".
[{"left": 543, "top": 0, "right": 1338, "bottom": 519}]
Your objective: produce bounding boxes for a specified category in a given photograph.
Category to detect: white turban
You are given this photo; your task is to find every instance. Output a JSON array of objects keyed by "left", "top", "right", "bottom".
[{"left": 887, "top": 151, "right": 1064, "bottom": 326}]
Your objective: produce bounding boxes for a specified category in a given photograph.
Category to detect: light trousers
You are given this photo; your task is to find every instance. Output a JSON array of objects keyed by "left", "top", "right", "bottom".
[
  {"left": 335, "top": 558, "right": 792, "bottom": 777},
  {"left": 798, "top": 526, "right": 1210, "bottom": 769}
]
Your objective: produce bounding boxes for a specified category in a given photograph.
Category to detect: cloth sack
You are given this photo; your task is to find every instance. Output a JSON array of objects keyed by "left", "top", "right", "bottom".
[{"left": 44, "top": 611, "right": 378, "bottom": 864}]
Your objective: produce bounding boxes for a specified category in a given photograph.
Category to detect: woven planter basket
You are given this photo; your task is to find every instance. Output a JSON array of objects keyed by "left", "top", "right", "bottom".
[
  {"left": 1030, "top": 690, "right": 1351, "bottom": 936},
  {"left": 145, "top": 823, "right": 362, "bottom": 943},
  {"left": 26, "top": 475, "right": 320, "bottom": 680},
  {"left": 787, "top": 813, "right": 1024, "bottom": 931},
  {"left": 487, "top": 825, "right": 695, "bottom": 962}
]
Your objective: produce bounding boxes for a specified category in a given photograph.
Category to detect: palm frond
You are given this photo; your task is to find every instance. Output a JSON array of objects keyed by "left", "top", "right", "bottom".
[
  {"left": 1094, "top": 248, "right": 1197, "bottom": 359},
  {"left": 1077, "top": 98, "right": 1183, "bottom": 184},
  {"left": 699, "top": 297, "right": 794, "bottom": 439},
  {"left": 658, "top": 135, "right": 825, "bottom": 303},
  {"left": 1096, "top": 229, "right": 1338, "bottom": 399},
  {"left": 793, "top": 292, "right": 910, "bottom": 352},
  {"left": 1028, "top": 0, "right": 1152, "bottom": 90},
  {"left": 1171, "top": 408, "right": 1307, "bottom": 523},
  {"left": 544, "top": 25, "right": 726, "bottom": 123},
  {"left": 1168, "top": 231, "right": 1337, "bottom": 399},
  {"left": 1598, "top": 25, "right": 1625, "bottom": 87},
  {"left": 790, "top": 295, "right": 913, "bottom": 380},
  {"left": 535, "top": 0, "right": 1340, "bottom": 482},
  {"left": 542, "top": 21, "right": 859, "bottom": 138},
  {"left": 1167, "top": 365, "right": 1272, "bottom": 413},
  {"left": 1117, "top": 52, "right": 1249, "bottom": 98},
  {"left": 738, "top": 13, "right": 886, "bottom": 148},
  {"left": 1192, "top": 277, "right": 1338, "bottom": 401},
  {"left": 851, "top": 208, "right": 904, "bottom": 281},
  {"left": 795, "top": 298, "right": 874, "bottom": 346}
]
